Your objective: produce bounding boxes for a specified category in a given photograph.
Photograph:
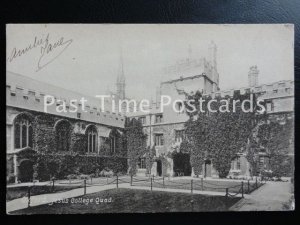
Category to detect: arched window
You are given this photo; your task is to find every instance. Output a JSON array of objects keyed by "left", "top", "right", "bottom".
[
  {"left": 56, "top": 120, "right": 71, "bottom": 151},
  {"left": 14, "top": 114, "right": 33, "bottom": 149},
  {"left": 109, "top": 129, "right": 120, "bottom": 154},
  {"left": 86, "top": 126, "right": 97, "bottom": 153}
]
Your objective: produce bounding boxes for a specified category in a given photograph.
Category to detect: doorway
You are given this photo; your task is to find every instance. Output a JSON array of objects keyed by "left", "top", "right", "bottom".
[
  {"left": 19, "top": 159, "right": 34, "bottom": 182},
  {"left": 173, "top": 152, "right": 191, "bottom": 176},
  {"left": 204, "top": 159, "right": 212, "bottom": 178},
  {"left": 156, "top": 160, "right": 162, "bottom": 176}
]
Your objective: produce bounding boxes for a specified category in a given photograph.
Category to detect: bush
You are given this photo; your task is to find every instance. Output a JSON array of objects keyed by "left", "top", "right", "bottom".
[
  {"left": 34, "top": 153, "right": 127, "bottom": 181},
  {"left": 261, "top": 170, "right": 273, "bottom": 180},
  {"left": 67, "top": 174, "right": 78, "bottom": 180},
  {"left": 89, "top": 173, "right": 96, "bottom": 178},
  {"left": 79, "top": 174, "right": 90, "bottom": 180},
  {"left": 100, "top": 169, "right": 114, "bottom": 177},
  {"left": 95, "top": 168, "right": 100, "bottom": 177}
]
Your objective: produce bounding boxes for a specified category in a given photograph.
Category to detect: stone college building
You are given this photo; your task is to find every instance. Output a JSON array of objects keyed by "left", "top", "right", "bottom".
[{"left": 6, "top": 42, "right": 294, "bottom": 183}]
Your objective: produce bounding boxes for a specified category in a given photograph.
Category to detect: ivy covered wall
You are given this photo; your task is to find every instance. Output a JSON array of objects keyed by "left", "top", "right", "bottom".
[{"left": 7, "top": 107, "right": 128, "bottom": 182}]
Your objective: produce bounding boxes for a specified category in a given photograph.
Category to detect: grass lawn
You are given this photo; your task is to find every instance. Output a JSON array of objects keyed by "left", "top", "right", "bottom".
[
  {"left": 6, "top": 185, "right": 82, "bottom": 201},
  {"left": 10, "top": 188, "right": 241, "bottom": 214}
]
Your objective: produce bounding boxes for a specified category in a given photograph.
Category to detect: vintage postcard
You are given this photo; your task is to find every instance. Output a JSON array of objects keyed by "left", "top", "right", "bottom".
[{"left": 6, "top": 24, "right": 294, "bottom": 214}]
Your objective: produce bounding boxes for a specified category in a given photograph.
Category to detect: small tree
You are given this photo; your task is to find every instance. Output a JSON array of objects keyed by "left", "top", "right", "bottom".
[{"left": 255, "top": 118, "right": 294, "bottom": 178}]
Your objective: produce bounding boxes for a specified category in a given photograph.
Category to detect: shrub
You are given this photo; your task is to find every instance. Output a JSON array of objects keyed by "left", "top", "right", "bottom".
[
  {"left": 67, "top": 174, "right": 78, "bottom": 180},
  {"left": 79, "top": 174, "right": 90, "bottom": 180},
  {"left": 34, "top": 153, "right": 127, "bottom": 181},
  {"left": 261, "top": 170, "right": 273, "bottom": 180},
  {"left": 100, "top": 169, "right": 114, "bottom": 177}
]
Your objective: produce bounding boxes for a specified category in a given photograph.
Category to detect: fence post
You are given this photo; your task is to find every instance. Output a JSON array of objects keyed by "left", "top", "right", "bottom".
[
  {"left": 52, "top": 179, "right": 55, "bottom": 192},
  {"left": 27, "top": 186, "right": 31, "bottom": 208},
  {"left": 191, "top": 179, "right": 193, "bottom": 194},
  {"left": 190, "top": 199, "right": 194, "bottom": 212},
  {"left": 225, "top": 188, "right": 229, "bottom": 206},
  {"left": 116, "top": 175, "right": 119, "bottom": 188},
  {"left": 90, "top": 177, "right": 93, "bottom": 185},
  {"left": 255, "top": 176, "right": 258, "bottom": 189},
  {"left": 150, "top": 177, "right": 153, "bottom": 191},
  {"left": 247, "top": 180, "right": 250, "bottom": 193},
  {"left": 241, "top": 181, "right": 244, "bottom": 198},
  {"left": 84, "top": 179, "right": 86, "bottom": 195},
  {"left": 201, "top": 178, "right": 204, "bottom": 191},
  {"left": 130, "top": 175, "right": 133, "bottom": 186},
  {"left": 163, "top": 176, "right": 165, "bottom": 188}
]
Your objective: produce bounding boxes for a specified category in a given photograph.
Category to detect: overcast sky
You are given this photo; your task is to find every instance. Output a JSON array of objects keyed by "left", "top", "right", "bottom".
[{"left": 6, "top": 24, "right": 294, "bottom": 100}]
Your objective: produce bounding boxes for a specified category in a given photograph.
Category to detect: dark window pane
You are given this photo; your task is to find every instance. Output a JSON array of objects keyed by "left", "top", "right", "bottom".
[
  {"left": 22, "top": 124, "right": 27, "bottom": 148},
  {"left": 93, "top": 134, "right": 96, "bottom": 152},
  {"left": 14, "top": 124, "right": 20, "bottom": 148},
  {"left": 111, "top": 137, "right": 115, "bottom": 153},
  {"left": 89, "top": 134, "right": 92, "bottom": 152}
]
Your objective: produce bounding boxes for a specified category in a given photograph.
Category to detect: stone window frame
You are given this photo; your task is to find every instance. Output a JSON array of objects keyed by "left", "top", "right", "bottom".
[
  {"left": 138, "top": 116, "right": 146, "bottom": 125},
  {"left": 176, "top": 101, "right": 185, "bottom": 114},
  {"left": 55, "top": 120, "right": 72, "bottom": 152},
  {"left": 155, "top": 114, "right": 163, "bottom": 124},
  {"left": 266, "top": 100, "right": 274, "bottom": 112},
  {"left": 86, "top": 125, "right": 98, "bottom": 154},
  {"left": 14, "top": 115, "right": 33, "bottom": 149},
  {"left": 137, "top": 157, "right": 146, "bottom": 169},
  {"left": 154, "top": 133, "right": 164, "bottom": 146},
  {"left": 175, "top": 129, "right": 185, "bottom": 142}
]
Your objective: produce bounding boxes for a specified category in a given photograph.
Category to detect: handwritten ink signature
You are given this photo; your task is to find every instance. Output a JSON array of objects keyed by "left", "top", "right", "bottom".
[
  {"left": 37, "top": 34, "right": 73, "bottom": 72},
  {"left": 7, "top": 33, "right": 73, "bottom": 72}
]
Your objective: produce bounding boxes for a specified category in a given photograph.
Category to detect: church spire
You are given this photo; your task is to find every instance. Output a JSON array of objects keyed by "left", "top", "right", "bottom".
[{"left": 116, "top": 48, "right": 126, "bottom": 100}]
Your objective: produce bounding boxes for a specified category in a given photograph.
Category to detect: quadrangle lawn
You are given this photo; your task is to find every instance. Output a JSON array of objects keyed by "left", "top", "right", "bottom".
[{"left": 10, "top": 188, "right": 241, "bottom": 214}]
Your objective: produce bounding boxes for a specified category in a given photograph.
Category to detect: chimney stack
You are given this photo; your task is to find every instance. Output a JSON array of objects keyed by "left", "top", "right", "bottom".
[{"left": 248, "top": 65, "right": 259, "bottom": 87}]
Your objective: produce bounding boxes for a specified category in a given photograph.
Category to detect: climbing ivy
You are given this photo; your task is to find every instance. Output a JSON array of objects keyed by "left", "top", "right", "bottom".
[
  {"left": 125, "top": 118, "right": 147, "bottom": 175},
  {"left": 182, "top": 90, "right": 263, "bottom": 178}
]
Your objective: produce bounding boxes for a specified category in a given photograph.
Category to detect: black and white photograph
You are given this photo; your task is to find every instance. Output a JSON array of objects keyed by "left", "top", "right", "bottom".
[{"left": 6, "top": 24, "right": 294, "bottom": 214}]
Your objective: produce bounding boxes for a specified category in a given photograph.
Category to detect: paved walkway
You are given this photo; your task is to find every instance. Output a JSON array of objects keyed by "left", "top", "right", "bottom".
[
  {"left": 229, "top": 181, "right": 294, "bottom": 211},
  {"left": 6, "top": 182, "right": 245, "bottom": 213},
  {"left": 6, "top": 184, "right": 116, "bottom": 213}
]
